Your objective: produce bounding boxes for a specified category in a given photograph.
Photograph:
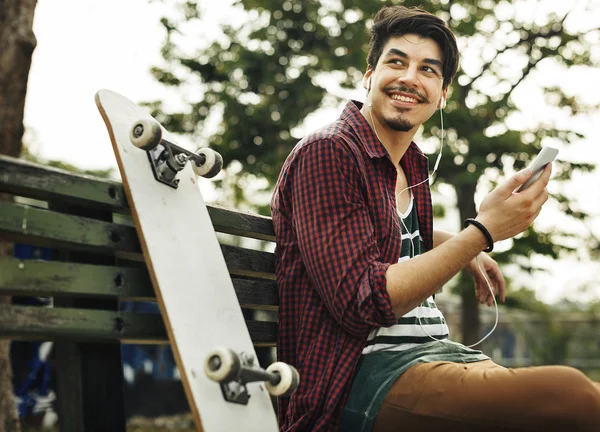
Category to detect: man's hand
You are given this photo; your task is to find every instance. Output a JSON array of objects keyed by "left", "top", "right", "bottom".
[
  {"left": 477, "top": 165, "right": 551, "bottom": 242},
  {"left": 465, "top": 253, "right": 505, "bottom": 307}
]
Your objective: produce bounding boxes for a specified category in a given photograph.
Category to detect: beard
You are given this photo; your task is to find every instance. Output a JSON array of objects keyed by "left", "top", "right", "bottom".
[
  {"left": 384, "top": 111, "right": 415, "bottom": 132},
  {"left": 380, "top": 84, "right": 426, "bottom": 132}
]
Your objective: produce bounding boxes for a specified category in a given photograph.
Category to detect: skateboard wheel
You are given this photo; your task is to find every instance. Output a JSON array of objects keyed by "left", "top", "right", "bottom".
[
  {"left": 130, "top": 119, "right": 162, "bottom": 150},
  {"left": 192, "top": 148, "right": 223, "bottom": 178},
  {"left": 265, "top": 362, "right": 300, "bottom": 397},
  {"left": 204, "top": 346, "right": 240, "bottom": 383}
]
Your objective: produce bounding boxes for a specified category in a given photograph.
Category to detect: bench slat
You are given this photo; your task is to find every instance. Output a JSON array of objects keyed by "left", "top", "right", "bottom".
[
  {"left": 0, "top": 155, "right": 126, "bottom": 211},
  {"left": 0, "top": 305, "right": 276, "bottom": 347},
  {"left": 208, "top": 206, "right": 274, "bottom": 241},
  {"left": 0, "top": 201, "right": 140, "bottom": 256},
  {"left": 0, "top": 257, "right": 278, "bottom": 307},
  {"left": 231, "top": 279, "right": 278, "bottom": 309},
  {"left": 0, "top": 155, "right": 274, "bottom": 241},
  {"left": 0, "top": 256, "right": 152, "bottom": 300},
  {"left": 221, "top": 245, "right": 275, "bottom": 280},
  {"left": 0, "top": 202, "right": 275, "bottom": 278}
]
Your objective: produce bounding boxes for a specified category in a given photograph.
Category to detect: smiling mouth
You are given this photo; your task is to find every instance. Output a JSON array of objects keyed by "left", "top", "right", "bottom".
[
  {"left": 389, "top": 94, "right": 420, "bottom": 104},
  {"left": 384, "top": 85, "right": 428, "bottom": 104}
]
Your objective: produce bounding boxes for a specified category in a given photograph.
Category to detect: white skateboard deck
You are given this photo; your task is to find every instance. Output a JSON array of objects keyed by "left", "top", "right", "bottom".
[{"left": 95, "top": 89, "right": 279, "bottom": 432}]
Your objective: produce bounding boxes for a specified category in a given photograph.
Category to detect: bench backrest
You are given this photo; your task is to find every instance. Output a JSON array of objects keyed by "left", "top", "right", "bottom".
[{"left": 0, "top": 154, "right": 278, "bottom": 346}]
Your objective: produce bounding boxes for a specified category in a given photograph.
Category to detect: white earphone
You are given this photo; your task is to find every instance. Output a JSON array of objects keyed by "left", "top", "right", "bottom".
[{"left": 365, "top": 78, "right": 498, "bottom": 348}]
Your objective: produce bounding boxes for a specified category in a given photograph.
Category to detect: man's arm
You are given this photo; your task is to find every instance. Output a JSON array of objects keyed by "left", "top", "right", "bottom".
[
  {"left": 385, "top": 165, "right": 550, "bottom": 317},
  {"left": 433, "top": 229, "right": 455, "bottom": 248},
  {"left": 290, "top": 140, "right": 397, "bottom": 338},
  {"left": 386, "top": 226, "right": 488, "bottom": 316}
]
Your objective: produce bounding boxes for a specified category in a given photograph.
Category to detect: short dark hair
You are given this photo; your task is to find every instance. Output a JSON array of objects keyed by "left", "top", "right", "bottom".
[{"left": 367, "top": 6, "right": 459, "bottom": 89}]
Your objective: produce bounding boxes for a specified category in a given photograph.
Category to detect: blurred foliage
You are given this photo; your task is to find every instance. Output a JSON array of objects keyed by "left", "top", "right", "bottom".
[
  {"left": 516, "top": 295, "right": 600, "bottom": 369},
  {"left": 479, "top": 291, "right": 600, "bottom": 378},
  {"left": 148, "top": 0, "right": 600, "bottom": 342}
]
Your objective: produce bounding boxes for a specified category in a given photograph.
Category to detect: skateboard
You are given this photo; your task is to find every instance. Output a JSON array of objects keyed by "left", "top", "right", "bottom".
[{"left": 95, "top": 89, "right": 298, "bottom": 431}]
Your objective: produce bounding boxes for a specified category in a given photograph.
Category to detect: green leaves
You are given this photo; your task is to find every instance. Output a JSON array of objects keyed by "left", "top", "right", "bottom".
[{"left": 148, "top": 0, "right": 598, "bottom": 275}]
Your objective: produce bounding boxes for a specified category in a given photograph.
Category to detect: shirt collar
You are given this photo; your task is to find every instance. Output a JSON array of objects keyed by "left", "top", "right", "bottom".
[{"left": 340, "top": 100, "right": 428, "bottom": 165}]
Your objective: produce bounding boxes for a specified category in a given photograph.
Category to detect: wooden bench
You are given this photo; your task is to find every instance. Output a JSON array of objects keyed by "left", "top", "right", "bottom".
[{"left": 0, "top": 154, "right": 278, "bottom": 431}]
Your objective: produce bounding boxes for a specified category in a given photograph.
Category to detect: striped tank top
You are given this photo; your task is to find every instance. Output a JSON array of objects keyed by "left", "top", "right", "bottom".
[{"left": 362, "top": 192, "right": 449, "bottom": 355}]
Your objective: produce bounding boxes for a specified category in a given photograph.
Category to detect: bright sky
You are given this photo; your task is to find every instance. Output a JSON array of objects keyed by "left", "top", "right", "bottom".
[
  {"left": 23, "top": 0, "right": 600, "bottom": 304},
  {"left": 25, "top": 0, "right": 171, "bottom": 168}
]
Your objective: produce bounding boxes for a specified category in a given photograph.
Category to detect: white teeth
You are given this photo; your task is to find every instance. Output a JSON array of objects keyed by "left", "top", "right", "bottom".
[{"left": 390, "top": 94, "right": 417, "bottom": 103}]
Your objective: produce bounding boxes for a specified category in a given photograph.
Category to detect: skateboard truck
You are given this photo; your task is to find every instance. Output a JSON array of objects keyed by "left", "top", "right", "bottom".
[
  {"left": 204, "top": 346, "right": 300, "bottom": 405},
  {"left": 129, "top": 118, "right": 223, "bottom": 189}
]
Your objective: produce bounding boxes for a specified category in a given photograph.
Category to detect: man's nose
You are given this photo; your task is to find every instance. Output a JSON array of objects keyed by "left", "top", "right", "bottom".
[{"left": 397, "top": 65, "right": 419, "bottom": 87}]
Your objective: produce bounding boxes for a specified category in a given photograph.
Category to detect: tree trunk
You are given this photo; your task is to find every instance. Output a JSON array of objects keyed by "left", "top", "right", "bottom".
[
  {"left": 454, "top": 181, "right": 481, "bottom": 346},
  {"left": 0, "top": 0, "right": 37, "bottom": 157},
  {"left": 0, "top": 1, "right": 38, "bottom": 431}
]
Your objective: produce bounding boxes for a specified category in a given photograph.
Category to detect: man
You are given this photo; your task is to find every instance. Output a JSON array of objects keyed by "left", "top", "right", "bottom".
[{"left": 270, "top": 6, "right": 600, "bottom": 431}]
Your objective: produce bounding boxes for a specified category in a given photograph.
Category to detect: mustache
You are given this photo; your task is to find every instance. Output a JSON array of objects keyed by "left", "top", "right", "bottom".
[{"left": 383, "top": 85, "right": 428, "bottom": 103}]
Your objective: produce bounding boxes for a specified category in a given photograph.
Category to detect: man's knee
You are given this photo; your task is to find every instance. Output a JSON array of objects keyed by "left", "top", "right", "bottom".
[{"left": 546, "top": 367, "right": 600, "bottom": 423}]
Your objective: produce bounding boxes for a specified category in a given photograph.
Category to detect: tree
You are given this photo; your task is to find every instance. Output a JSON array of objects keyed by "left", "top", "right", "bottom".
[
  {"left": 149, "top": 0, "right": 599, "bottom": 345},
  {"left": 0, "top": 0, "right": 38, "bottom": 430}
]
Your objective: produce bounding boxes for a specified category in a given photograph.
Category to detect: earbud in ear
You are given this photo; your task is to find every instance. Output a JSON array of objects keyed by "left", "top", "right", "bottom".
[{"left": 440, "top": 96, "right": 446, "bottom": 109}]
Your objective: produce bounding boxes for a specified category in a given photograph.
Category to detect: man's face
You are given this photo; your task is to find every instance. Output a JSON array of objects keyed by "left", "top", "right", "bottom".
[{"left": 364, "top": 34, "right": 447, "bottom": 132}]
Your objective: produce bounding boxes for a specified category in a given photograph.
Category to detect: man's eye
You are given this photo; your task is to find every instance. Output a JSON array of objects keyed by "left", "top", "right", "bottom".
[
  {"left": 422, "top": 66, "right": 438, "bottom": 74},
  {"left": 389, "top": 59, "right": 404, "bottom": 65}
]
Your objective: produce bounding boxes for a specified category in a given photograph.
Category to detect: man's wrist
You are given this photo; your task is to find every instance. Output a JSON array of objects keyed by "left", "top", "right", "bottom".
[{"left": 463, "top": 218, "right": 494, "bottom": 252}]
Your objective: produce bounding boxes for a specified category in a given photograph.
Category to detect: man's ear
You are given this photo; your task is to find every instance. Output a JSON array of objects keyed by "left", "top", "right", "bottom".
[
  {"left": 363, "top": 66, "right": 373, "bottom": 91},
  {"left": 438, "top": 87, "right": 449, "bottom": 109}
]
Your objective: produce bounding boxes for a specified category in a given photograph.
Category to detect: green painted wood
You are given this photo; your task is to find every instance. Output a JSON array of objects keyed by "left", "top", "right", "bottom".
[
  {"left": 0, "top": 155, "right": 126, "bottom": 211},
  {"left": 0, "top": 304, "right": 165, "bottom": 343},
  {"left": 0, "top": 202, "right": 275, "bottom": 276},
  {"left": 48, "top": 202, "right": 127, "bottom": 432},
  {"left": 0, "top": 305, "right": 276, "bottom": 346},
  {"left": 0, "top": 156, "right": 280, "bottom": 425},
  {"left": 0, "top": 155, "right": 275, "bottom": 240},
  {"left": 0, "top": 256, "right": 153, "bottom": 300},
  {"left": 0, "top": 201, "right": 141, "bottom": 256},
  {"left": 0, "top": 257, "right": 279, "bottom": 307}
]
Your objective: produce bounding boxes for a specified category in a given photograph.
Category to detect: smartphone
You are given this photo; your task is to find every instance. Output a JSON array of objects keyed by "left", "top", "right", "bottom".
[{"left": 516, "top": 146, "right": 559, "bottom": 192}]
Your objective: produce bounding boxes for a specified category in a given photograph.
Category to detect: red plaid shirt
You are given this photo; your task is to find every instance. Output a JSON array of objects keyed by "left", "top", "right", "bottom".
[{"left": 270, "top": 100, "right": 433, "bottom": 431}]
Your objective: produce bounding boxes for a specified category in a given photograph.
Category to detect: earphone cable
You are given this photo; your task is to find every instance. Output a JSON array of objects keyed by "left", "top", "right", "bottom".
[{"left": 370, "top": 103, "right": 498, "bottom": 348}]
